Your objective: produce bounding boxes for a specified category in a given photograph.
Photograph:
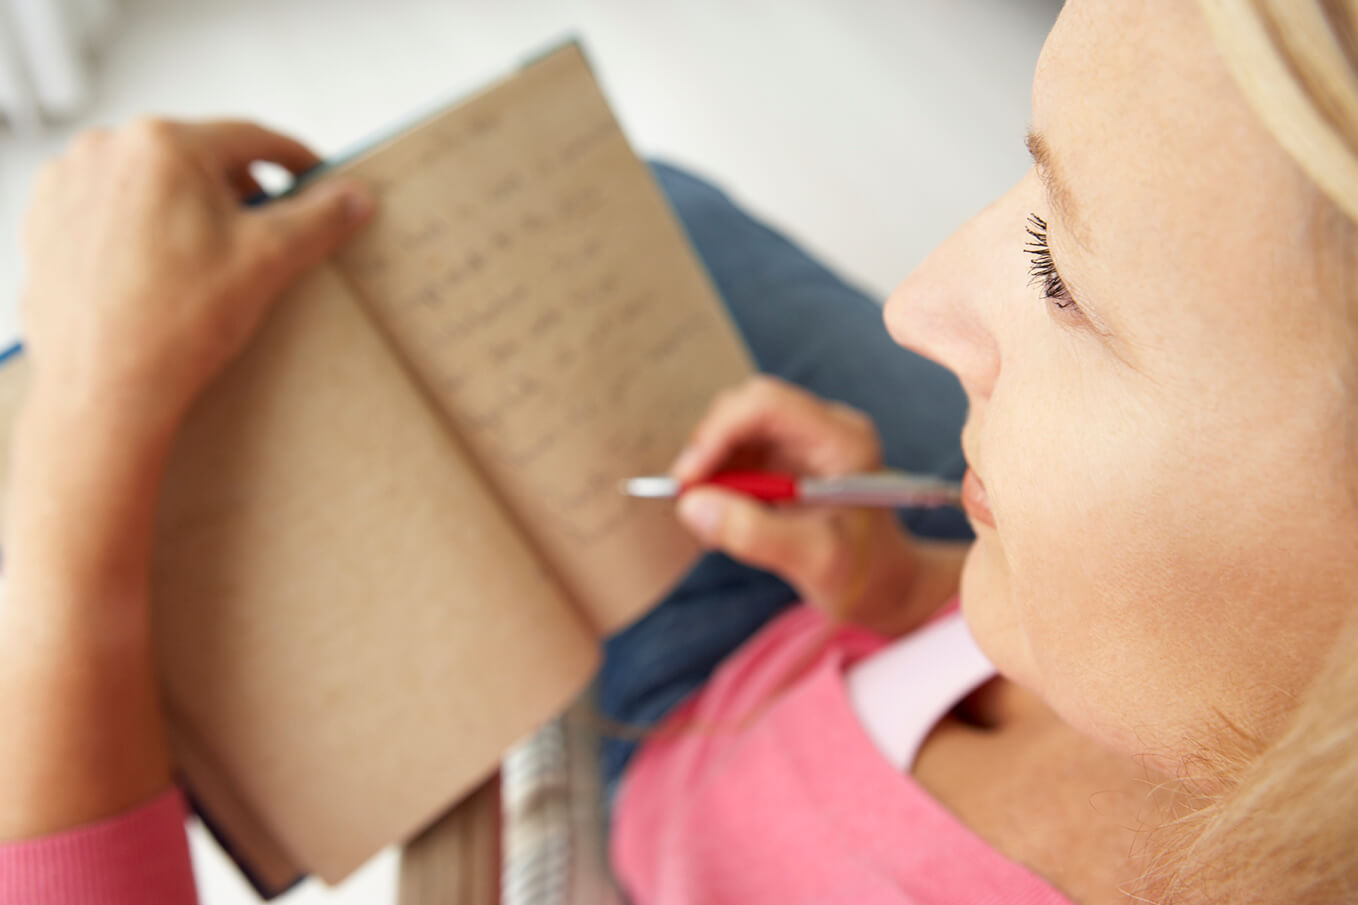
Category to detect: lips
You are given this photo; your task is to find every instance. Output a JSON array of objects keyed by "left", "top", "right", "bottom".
[{"left": 961, "top": 467, "right": 996, "bottom": 529}]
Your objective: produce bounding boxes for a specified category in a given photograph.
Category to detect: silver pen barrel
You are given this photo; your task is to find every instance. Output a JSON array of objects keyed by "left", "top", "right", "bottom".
[{"left": 798, "top": 471, "right": 962, "bottom": 508}]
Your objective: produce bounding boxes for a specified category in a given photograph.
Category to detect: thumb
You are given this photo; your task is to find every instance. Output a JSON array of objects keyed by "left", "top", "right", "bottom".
[
  {"left": 240, "top": 180, "right": 376, "bottom": 293},
  {"left": 677, "top": 488, "right": 832, "bottom": 584}
]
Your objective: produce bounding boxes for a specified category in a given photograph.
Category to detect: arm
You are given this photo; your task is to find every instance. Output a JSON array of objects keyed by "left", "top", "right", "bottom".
[
  {"left": 0, "top": 119, "right": 374, "bottom": 897},
  {"left": 0, "top": 398, "right": 176, "bottom": 839}
]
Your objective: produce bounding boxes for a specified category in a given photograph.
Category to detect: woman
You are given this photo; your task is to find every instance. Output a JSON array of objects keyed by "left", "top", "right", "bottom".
[{"left": 3, "top": 1, "right": 1356, "bottom": 902}]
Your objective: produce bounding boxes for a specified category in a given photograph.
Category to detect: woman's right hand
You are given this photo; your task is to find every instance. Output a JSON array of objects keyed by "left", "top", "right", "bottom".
[{"left": 670, "top": 375, "right": 935, "bottom": 635}]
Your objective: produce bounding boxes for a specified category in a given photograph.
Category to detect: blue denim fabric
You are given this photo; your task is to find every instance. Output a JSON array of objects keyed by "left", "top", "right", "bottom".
[{"left": 599, "top": 163, "right": 973, "bottom": 802}]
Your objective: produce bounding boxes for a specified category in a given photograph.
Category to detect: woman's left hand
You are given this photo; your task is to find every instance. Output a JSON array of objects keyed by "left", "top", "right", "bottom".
[
  {"left": 0, "top": 118, "right": 375, "bottom": 841},
  {"left": 20, "top": 118, "right": 375, "bottom": 441}
]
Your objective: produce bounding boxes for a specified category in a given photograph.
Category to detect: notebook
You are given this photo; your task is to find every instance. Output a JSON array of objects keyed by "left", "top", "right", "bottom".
[{"left": 0, "top": 40, "right": 753, "bottom": 894}]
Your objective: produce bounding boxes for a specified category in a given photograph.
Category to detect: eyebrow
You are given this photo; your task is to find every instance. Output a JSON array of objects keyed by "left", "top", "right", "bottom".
[
  {"left": 1025, "top": 129, "right": 1092, "bottom": 250},
  {"left": 1026, "top": 128, "right": 1128, "bottom": 343}
]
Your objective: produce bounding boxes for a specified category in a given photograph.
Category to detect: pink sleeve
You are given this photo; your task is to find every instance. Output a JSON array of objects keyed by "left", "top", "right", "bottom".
[{"left": 0, "top": 788, "right": 197, "bottom": 905}]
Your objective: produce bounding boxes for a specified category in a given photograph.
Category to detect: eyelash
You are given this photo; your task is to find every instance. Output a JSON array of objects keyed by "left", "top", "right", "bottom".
[{"left": 1024, "top": 213, "right": 1077, "bottom": 310}]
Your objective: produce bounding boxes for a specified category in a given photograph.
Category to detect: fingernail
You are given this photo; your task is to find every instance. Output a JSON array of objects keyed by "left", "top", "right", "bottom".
[
  {"left": 669, "top": 445, "right": 701, "bottom": 479},
  {"left": 678, "top": 490, "right": 725, "bottom": 542},
  {"left": 342, "top": 185, "right": 375, "bottom": 222}
]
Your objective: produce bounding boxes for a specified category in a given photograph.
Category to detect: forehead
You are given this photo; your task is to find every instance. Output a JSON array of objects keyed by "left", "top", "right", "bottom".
[{"left": 1033, "top": 0, "right": 1323, "bottom": 353}]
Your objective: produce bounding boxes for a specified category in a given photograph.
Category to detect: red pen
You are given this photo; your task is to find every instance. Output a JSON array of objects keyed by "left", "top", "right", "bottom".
[{"left": 620, "top": 469, "right": 962, "bottom": 509}]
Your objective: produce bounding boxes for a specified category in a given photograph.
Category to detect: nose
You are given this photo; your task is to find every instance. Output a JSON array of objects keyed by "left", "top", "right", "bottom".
[{"left": 883, "top": 177, "right": 1032, "bottom": 403}]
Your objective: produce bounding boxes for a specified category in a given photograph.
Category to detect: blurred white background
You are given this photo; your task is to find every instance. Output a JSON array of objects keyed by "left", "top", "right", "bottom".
[{"left": 0, "top": 0, "right": 1058, "bottom": 902}]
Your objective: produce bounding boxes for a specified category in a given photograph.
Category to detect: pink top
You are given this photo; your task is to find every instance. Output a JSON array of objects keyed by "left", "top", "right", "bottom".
[
  {"left": 0, "top": 789, "right": 196, "bottom": 905},
  {"left": 0, "top": 603, "right": 1074, "bottom": 905},
  {"left": 610, "top": 603, "right": 1076, "bottom": 905}
]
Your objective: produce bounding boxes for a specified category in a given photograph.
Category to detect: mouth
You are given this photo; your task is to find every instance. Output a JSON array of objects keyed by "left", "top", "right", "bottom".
[{"left": 961, "top": 466, "right": 996, "bottom": 529}]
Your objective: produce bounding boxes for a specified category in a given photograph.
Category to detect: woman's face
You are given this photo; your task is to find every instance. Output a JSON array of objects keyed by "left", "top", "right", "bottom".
[{"left": 885, "top": 0, "right": 1358, "bottom": 767}]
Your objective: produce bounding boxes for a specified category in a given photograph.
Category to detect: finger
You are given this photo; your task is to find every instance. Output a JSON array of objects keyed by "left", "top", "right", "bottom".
[
  {"left": 184, "top": 120, "right": 323, "bottom": 179},
  {"left": 672, "top": 376, "right": 873, "bottom": 482},
  {"left": 235, "top": 179, "right": 376, "bottom": 298},
  {"left": 671, "top": 377, "right": 807, "bottom": 479},
  {"left": 676, "top": 488, "right": 835, "bottom": 586}
]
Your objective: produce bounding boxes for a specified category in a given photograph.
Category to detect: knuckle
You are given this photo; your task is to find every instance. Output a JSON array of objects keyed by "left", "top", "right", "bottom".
[
  {"left": 844, "top": 409, "right": 877, "bottom": 441},
  {"left": 713, "top": 384, "right": 742, "bottom": 408},
  {"left": 830, "top": 403, "right": 880, "bottom": 448},
  {"left": 746, "top": 373, "right": 783, "bottom": 400},
  {"left": 725, "top": 375, "right": 781, "bottom": 418},
  {"left": 123, "top": 118, "right": 182, "bottom": 166},
  {"left": 703, "top": 385, "right": 743, "bottom": 425},
  {"left": 831, "top": 401, "right": 870, "bottom": 427},
  {"left": 127, "top": 115, "right": 175, "bottom": 143},
  {"left": 70, "top": 126, "right": 110, "bottom": 155},
  {"left": 33, "top": 158, "right": 60, "bottom": 193}
]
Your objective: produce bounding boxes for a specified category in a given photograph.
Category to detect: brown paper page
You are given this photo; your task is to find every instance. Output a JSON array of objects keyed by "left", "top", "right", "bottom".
[
  {"left": 333, "top": 44, "right": 755, "bottom": 634},
  {"left": 0, "top": 277, "right": 597, "bottom": 891},
  {"left": 142, "top": 265, "right": 596, "bottom": 885}
]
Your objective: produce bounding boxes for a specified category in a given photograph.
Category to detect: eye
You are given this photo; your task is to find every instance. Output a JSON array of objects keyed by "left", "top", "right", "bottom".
[{"left": 1024, "top": 213, "right": 1077, "bottom": 310}]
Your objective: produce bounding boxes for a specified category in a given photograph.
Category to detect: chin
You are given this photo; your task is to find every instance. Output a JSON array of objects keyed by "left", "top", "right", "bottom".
[{"left": 957, "top": 536, "right": 1039, "bottom": 691}]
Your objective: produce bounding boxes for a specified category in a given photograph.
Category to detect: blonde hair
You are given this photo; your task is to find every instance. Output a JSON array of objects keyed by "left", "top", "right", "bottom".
[{"left": 1137, "top": 3, "right": 1358, "bottom": 902}]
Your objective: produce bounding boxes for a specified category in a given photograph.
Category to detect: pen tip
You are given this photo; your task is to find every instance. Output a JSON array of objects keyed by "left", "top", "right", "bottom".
[{"left": 620, "top": 476, "right": 681, "bottom": 498}]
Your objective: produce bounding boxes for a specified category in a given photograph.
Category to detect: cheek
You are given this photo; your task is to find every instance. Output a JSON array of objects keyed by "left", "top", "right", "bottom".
[
  {"left": 967, "top": 342, "right": 1343, "bottom": 761},
  {"left": 963, "top": 335, "right": 1213, "bottom": 749}
]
